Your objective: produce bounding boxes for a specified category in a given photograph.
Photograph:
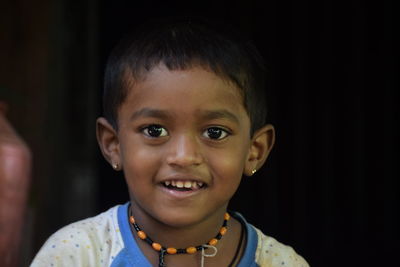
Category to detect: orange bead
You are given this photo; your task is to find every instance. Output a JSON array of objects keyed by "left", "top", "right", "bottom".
[
  {"left": 137, "top": 231, "right": 147, "bottom": 240},
  {"left": 167, "top": 247, "right": 177, "bottom": 254},
  {"left": 224, "top": 213, "right": 230, "bottom": 221},
  {"left": 152, "top": 243, "right": 162, "bottom": 251},
  {"left": 129, "top": 216, "right": 135, "bottom": 224},
  {"left": 186, "top": 247, "right": 197, "bottom": 254},
  {"left": 220, "top": 227, "right": 227, "bottom": 235},
  {"left": 208, "top": 238, "right": 218, "bottom": 246}
]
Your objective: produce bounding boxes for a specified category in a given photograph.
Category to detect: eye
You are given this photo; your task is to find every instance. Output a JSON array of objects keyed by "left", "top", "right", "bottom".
[
  {"left": 203, "top": 127, "right": 230, "bottom": 140},
  {"left": 142, "top": 125, "right": 168, "bottom": 138}
]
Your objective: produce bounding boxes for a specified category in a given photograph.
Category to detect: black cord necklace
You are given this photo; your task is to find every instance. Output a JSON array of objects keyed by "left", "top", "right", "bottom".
[{"left": 227, "top": 218, "right": 245, "bottom": 267}]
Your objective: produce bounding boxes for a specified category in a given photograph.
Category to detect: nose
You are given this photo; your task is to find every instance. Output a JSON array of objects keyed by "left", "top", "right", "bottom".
[{"left": 165, "top": 134, "right": 203, "bottom": 167}]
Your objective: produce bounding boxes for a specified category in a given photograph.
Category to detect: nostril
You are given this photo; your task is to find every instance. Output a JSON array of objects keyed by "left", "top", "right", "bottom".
[{"left": 166, "top": 154, "right": 203, "bottom": 167}]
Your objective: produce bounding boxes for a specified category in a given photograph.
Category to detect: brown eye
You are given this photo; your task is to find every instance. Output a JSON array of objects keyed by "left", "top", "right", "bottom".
[
  {"left": 142, "top": 125, "right": 168, "bottom": 138},
  {"left": 203, "top": 127, "right": 229, "bottom": 140}
]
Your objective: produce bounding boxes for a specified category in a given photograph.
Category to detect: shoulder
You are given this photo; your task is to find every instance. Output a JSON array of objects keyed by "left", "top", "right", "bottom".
[
  {"left": 30, "top": 205, "right": 124, "bottom": 267},
  {"left": 252, "top": 226, "right": 309, "bottom": 267}
]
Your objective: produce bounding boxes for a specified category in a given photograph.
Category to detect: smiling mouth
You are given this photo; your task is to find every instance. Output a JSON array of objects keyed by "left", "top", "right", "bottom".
[{"left": 162, "top": 180, "right": 206, "bottom": 191}]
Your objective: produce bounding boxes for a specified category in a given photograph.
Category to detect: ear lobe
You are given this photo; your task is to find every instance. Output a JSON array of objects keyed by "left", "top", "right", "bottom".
[
  {"left": 244, "top": 124, "right": 275, "bottom": 176},
  {"left": 96, "top": 117, "right": 120, "bottom": 168}
]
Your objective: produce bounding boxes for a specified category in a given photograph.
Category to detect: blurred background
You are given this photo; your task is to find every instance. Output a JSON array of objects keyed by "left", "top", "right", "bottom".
[{"left": 0, "top": 0, "right": 398, "bottom": 266}]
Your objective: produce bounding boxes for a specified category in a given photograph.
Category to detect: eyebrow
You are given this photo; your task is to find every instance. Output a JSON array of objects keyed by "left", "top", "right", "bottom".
[
  {"left": 130, "top": 108, "right": 240, "bottom": 124},
  {"left": 130, "top": 108, "right": 170, "bottom": 121},
  {"left": 198, "top": 110, "right": 240, "bottom": 124}
]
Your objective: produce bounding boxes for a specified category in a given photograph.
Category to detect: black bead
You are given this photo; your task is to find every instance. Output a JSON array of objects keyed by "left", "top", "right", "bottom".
[
  {"left": 177, "top": 248, "right": 186, "bottom": 254},
  {"left": 144, "top": 237, "right": 153, "bottom": 245},
  {"left": 196, "top": 245, "right": 204, "bottom": 251},
  {"left": 133, "top": 224, "right": 141, "bottom": 231}
]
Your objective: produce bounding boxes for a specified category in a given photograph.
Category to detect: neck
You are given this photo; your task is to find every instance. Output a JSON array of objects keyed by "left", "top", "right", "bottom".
[{"left": 129, "top": 203, "right": 228, "bottom": 248}]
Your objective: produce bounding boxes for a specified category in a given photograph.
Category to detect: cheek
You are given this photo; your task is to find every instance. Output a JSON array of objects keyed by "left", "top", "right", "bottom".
[
  {"left": 120, "top": 142, "right": 160, "bottom": 185},
  {"left": 217, "top": 157, "right": 245, "bottom": 175},
  {"left": 208, "top": 148, "right": 248, "bottom": 187}
]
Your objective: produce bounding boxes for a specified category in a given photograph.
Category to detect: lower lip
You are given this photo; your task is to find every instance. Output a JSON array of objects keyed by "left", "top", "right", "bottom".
[{"left": 159, "top": 185, "right": 205, "bottom": 199}]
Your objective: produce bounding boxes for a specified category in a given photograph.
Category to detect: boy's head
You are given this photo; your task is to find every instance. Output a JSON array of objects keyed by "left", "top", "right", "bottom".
[
  {"left": 103, "top": 18, "right": 268, "bottom": 135},
  {"left": 97, "top": 18, "right": 275, "bottom": 227}
]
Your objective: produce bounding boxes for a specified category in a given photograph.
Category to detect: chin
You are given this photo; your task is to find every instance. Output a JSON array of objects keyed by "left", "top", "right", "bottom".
[{"left": 157, "top": 210, "right": 204, "bottom": 228}]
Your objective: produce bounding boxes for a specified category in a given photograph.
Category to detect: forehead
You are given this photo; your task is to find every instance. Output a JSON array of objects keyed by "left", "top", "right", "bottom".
[{"left": 120, "top": 65, "right": 247, "bottom": 120}]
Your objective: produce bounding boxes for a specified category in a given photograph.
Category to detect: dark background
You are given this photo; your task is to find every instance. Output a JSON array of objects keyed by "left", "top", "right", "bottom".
[{"left": 0, "top": 0, "right": 398, "bottom": 266}]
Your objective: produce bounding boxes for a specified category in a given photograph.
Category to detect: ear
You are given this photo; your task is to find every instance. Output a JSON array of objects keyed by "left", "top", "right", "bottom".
[
  {"left": 96, "top": 117, "right": 121, "bottom": 170},
  {"left": 244, "top": 124, "right": 275, "bottom": 176}
]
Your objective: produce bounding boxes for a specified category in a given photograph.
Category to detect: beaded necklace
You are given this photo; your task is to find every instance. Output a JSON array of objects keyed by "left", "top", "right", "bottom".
[{"left": 129, "top": 208, "right": 230, "bottom": 267}]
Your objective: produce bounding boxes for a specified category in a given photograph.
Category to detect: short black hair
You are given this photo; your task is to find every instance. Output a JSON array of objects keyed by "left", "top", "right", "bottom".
[{"left": 103, "top": 18, "right": 268, "bottom": 135}]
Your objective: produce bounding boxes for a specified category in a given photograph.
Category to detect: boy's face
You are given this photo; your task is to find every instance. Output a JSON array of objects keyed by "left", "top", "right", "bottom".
[{"left": 98, "top": 65, "right": 272, "bottom": 228}]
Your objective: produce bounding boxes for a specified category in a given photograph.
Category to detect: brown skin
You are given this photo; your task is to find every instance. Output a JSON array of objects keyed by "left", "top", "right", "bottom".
[
  {"left": 97, "top": 65, "right": 275, "bottom": 266},
  {"left": 0, "top": 102, "right": 31, "bottom": 267}
]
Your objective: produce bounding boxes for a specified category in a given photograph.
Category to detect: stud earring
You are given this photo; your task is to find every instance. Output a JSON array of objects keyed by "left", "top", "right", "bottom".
[
  {"left": 112, "top": 163, "right": 119, "bottom": 170},
  {"left": 251, "top": 169, "right": 257, "bottom": 175}
]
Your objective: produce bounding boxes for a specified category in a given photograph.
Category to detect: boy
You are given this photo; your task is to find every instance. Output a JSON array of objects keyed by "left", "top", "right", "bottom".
[{"left": 31, "top": 19, "right": 309, "bottom": 267}]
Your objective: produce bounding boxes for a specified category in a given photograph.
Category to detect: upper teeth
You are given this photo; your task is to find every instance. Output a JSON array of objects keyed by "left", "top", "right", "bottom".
[{"left": 163, "top": 180, "right": 204, "bottom": 189}]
